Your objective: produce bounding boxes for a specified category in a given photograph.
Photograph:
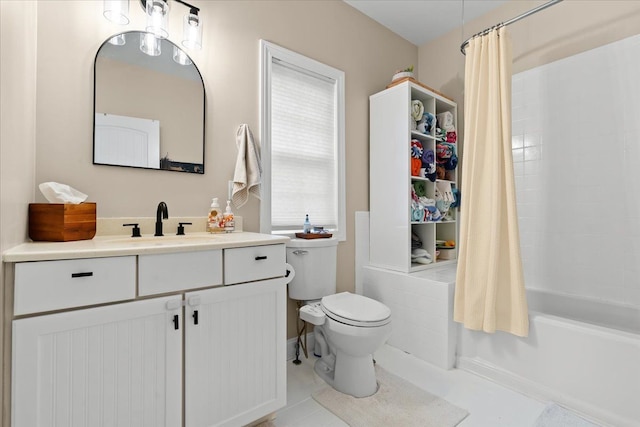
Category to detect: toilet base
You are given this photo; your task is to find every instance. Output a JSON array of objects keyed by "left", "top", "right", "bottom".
[{"left": 314, "top": 350, "right": 378, "bottom": 398}]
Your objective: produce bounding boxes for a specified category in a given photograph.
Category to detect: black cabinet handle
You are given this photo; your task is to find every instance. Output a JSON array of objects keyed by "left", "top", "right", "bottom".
[
  {"left": 71, "top": 272, "right": 93, "bottom": 278},
  {"left": 255, "top": 256, "right": 268, "bottom": 260},
  {"left": 173, "top": 314, "right": 179, "bottom": 330},
  {"left": 193, "top": 310, "right": 199, "bottom": 325}
]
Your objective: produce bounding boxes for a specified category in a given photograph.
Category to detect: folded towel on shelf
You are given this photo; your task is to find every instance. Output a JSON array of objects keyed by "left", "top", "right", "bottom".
[
  {"left": 232, "top": 124, "right": 262, "bottom": 208},
  {"left": 422, "top": 149, "right": 436, "bottom": 182},
  {"left": 411, "top": 248, "right": 432, "bottom": 259},
  {"left": 411, "top": 100, "right": 424, "bottom": 122},
  {"left": 417, "top": 112, "right": 436, "bottom": 135},
  {"left": 437, "top": 111, "right": 455, "bottom": 132},
  {"left": 411, "top": 248, "right": 433, "bottom": 265}
]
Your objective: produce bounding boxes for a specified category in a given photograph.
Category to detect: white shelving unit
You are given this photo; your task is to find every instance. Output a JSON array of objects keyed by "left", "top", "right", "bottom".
[{"left": 369, "top": 79, "right": 458, "bottom": 273}]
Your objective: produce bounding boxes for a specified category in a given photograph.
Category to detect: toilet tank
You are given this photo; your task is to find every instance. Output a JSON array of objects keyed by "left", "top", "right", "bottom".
[{"left": 286, "top": 238, "right": 338, "bottom": 301}]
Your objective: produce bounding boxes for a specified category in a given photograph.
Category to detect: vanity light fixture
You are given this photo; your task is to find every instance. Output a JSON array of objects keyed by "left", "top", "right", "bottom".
[
  {"left": 103, "top": 0, "right": 203, "bottom": 56},
  {"left": 140, "top": 0, "right": 203, "bottom": 50},
  {"left": 103, "top": 0, "right": 130, "bottom": 25}
]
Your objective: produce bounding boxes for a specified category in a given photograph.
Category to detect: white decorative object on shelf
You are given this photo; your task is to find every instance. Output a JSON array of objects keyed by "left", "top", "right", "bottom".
[
  {"left": 392, "top": 65, "right": 414, "bottom": 82},
  {"left": 392, "top": 71, "right": 414, "bottom": 81}
]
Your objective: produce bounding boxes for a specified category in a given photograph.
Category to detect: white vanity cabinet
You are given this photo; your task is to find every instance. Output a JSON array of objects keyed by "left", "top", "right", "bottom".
[
  {"left": 12, "top": 295, "right": 183, "bottom": 427},
  {"left": 185, "top": 279, "right": 286, "bottom": 427},
  {"left": 5, "top": 234, "right": 289, "bottom": 427}
]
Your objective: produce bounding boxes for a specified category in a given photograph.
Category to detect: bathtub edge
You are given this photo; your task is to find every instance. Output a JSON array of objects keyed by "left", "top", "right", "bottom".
[{"left": 456, "top": 355, "right": 633, "bottom": 427}]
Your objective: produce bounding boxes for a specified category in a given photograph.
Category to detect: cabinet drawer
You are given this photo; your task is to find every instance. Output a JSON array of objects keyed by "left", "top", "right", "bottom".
[
  {"left": 139, "top": 249, "right": 222, "bottom": 296},
  {"left": 224, "top": 244, "right": 285, "bottom": 285},
  {"left": 14, "top": 256, "right": 136, "bottom": 315}
]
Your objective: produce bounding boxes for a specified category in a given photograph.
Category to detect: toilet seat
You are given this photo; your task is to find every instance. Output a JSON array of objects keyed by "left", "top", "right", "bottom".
[{"left": 321, "top": 292, "right": 391, "bottom": 327}]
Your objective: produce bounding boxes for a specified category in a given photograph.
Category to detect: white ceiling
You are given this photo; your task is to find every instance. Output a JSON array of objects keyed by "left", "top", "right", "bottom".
[{"left": 343, "top": 0, "right": 507, "bottom": 46}]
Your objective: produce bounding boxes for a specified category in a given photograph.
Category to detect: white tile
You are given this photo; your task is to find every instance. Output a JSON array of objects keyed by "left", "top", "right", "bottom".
[{"left": 278, "top": 344, "right": 546, "bottom": 427}]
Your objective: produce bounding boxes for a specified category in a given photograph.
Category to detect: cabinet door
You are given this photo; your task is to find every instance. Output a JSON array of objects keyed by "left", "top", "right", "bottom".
[
  {"left": 184, "top": 279, "right": 287, "bottom": 427},
  {"left": 12, "top": 296, "right": 182, "bottom": 427}
]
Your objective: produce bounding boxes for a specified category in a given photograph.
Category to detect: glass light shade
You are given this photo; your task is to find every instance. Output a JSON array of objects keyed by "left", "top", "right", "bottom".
[
  {"left": 173, "top": 46, "right": 192, "bottom": 65},
  {"left": 108, "top": 34, "right": 126, "bottom": 46},
  {"left": 140, "top": 32, "right": 161, "bottom": 56},
  {"left": 103, "top": 0, "right": 130, "bottom": 25},
  {"left": 182, "top": 12, "right": 202, "bottom": 50},
  {"left": 146, "top": 0, "right": 169, "bottom": 39}
]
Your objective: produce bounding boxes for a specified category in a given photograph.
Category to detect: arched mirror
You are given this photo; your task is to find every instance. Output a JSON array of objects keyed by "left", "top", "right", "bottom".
[{"left": 93, "top": 31, "right": 205, "bottom": 173}]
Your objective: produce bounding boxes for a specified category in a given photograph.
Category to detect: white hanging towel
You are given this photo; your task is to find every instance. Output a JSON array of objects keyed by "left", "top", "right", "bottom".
[{"left": 232, "top": 124, "right": 262, "bottom": 208}]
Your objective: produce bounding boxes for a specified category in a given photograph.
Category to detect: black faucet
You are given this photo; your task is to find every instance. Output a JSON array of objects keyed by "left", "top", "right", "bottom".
[{"left": 155, "top": 201, "right": 169, "bottom": 236}]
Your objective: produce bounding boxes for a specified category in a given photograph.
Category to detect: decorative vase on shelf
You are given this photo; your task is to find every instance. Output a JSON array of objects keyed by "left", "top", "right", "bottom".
[{"left": 392, "top": 71, "right": 414, "bottom": 81}]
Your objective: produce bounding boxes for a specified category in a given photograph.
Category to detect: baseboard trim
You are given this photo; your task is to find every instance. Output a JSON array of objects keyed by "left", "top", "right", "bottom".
[
  {"left": 286, "top": 332, "right": 315, "bottom": 361},
  {"left": 456, "top": 356, "right": 629, "bottom": 427}
]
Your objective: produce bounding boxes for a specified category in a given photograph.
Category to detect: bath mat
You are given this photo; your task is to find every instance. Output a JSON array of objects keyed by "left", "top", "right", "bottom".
[
  {"left": 312, "top": 366, "right": 468, "bottom": 427},
  {"left": 533, "top": 403, "right": 602, "bottom": 427}
]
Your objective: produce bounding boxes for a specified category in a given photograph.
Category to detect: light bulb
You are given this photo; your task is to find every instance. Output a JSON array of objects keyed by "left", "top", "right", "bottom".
[
  {"left": 145, "top": 0, "right": 169, "bottom": 39},
  {"left": 182, "top": 11, "right": 202, "bottom": 50},
  {"left": 103, "top": 0, "right": 130, "bottom": 25}
]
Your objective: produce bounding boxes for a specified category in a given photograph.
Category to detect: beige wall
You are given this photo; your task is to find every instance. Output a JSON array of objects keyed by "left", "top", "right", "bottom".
[
  {"left": 1, "top": 1, "right": 38, "bottom": 423},
  {"left": 418, "top": 0, "right": 640, "bottom": 111},
  {"left": 31, "top": 1, "right": 417, "bottom": 340}
]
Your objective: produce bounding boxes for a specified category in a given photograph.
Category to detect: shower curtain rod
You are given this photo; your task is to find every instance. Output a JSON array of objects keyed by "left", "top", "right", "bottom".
[{"left": 460, "top": 0, "right": 564, "bottom": 54}]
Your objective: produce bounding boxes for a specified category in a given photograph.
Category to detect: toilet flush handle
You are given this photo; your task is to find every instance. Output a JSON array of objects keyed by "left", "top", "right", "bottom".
[{"left": 292, "top": 250, "right": 308, "bottom": 255}]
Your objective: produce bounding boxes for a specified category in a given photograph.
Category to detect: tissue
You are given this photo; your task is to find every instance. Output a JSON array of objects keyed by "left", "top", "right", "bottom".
[{"left": 39, "top": 182, "right": 88, "bottom": 204}]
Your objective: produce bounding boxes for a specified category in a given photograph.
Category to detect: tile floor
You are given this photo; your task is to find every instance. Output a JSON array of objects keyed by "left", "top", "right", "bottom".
[{"left": 273, "top": 344, "right": 547, "bottom": 427}]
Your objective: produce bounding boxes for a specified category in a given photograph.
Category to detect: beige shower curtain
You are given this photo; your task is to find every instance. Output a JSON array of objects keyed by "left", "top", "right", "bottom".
[{"left": 454, "top": 27, "right": 529, "bottom": 337}]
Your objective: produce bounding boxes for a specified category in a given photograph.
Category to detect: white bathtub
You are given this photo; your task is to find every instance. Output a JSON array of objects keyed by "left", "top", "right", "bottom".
[
  {"left": 526, "top": 289, "right": 640, "bottom": 334},
  {"left": 457, "top": 288, "right": 640, "bottom": 427}
]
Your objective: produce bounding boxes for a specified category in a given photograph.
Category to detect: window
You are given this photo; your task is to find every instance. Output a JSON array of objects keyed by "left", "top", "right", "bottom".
[{"left": 260, "top": 40, "right": 345, "bottom": 240}]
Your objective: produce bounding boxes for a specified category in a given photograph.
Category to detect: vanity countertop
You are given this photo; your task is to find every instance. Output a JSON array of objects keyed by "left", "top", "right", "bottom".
[{"left": 3, "top": 232, "right": 290, "bottom": 262}]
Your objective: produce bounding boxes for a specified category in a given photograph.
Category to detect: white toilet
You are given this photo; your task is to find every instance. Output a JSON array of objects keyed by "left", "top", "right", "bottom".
[{"left": 286, "top": 238, "right": 392, "bottom": 398}]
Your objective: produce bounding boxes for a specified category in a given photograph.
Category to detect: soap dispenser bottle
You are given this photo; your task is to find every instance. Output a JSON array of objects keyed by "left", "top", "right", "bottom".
[
  {"left": 223, "top": 200, "right": 235, "bottom": 233},
  {"left": 207, "top": 198, "right": 223, "bottom": 233}
]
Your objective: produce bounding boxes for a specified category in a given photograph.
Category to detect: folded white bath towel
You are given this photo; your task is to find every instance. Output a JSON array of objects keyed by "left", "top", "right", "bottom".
[
  {"left": 437, "top": 111, "right": 455, "bottom": 132},
  {"left": 232, "top": 124, "right": 262, "bottom": 208}
]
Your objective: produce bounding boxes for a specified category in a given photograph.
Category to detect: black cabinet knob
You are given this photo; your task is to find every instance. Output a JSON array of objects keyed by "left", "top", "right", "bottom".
[
  {"left": 177, "top": 222, "right": 193, "bottom": 236},
  {"left": 123, "top": 223, "right": 141, "bottom": 237}
]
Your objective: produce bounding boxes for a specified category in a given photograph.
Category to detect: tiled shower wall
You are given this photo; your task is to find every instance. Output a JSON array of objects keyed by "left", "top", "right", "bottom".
[{"left": 512, "top": 34, "right": 640, "bottom": 307}]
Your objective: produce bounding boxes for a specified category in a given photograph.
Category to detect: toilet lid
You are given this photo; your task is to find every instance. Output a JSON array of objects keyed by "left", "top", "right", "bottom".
[{"left": 321, "top": 292, "right": 391, "bottom": 327}]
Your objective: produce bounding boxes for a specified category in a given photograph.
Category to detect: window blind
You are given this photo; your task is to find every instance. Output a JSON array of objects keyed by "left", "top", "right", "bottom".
[{"left": 270, "top": 60, "right": 338, "bottom": 230}]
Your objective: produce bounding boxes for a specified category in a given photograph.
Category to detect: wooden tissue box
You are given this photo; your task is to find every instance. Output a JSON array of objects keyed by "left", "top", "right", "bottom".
[{"left": 28, "top": 203, "right": 96, "bottom": 242}]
